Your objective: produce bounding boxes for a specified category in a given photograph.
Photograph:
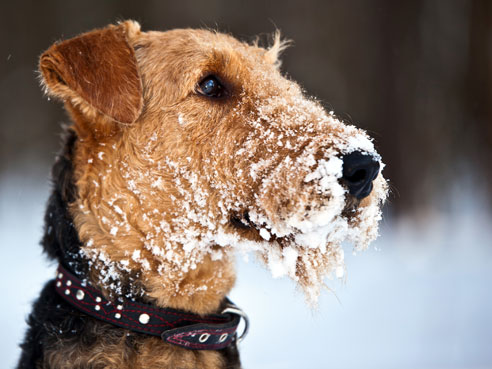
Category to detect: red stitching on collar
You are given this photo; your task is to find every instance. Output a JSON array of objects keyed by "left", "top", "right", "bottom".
[{"left": 54, "top": 265, "right": 241, "bottom": 350}]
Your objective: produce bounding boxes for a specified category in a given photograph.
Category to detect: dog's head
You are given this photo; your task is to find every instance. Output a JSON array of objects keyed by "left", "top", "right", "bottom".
[{"left": 40, "top": 21, "right": 387, "bottom": 308}]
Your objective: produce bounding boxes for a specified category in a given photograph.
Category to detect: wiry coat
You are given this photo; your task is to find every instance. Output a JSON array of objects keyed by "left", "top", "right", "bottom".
[{"left": 18, "top": 20, "right": 386, "bottom": 368}]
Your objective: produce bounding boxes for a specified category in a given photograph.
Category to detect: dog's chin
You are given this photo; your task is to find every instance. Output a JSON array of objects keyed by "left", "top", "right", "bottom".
[{"left": 228, "top": 178, "right": 387, "bottom": 305}]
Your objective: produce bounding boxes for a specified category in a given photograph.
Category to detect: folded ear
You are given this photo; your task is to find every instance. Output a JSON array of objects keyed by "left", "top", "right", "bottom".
[{"left": 39, "top": 21, "right": 143, "bottom": 124}]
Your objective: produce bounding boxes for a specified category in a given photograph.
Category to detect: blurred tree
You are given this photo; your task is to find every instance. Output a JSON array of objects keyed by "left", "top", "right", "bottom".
[{"left": 1, "top": 0, "right": 490, "bottom": 215}]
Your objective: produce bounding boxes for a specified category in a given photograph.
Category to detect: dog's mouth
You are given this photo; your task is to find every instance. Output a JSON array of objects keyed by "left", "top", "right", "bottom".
[
  {"left": 341, "top": 194, "right": 362, "bottom": 219},
  {"left": 230, "top": 212, "right": 253, "bottom": 230},
  {"left": 228, "top": 192, "right": 362, "bottom": 244}
]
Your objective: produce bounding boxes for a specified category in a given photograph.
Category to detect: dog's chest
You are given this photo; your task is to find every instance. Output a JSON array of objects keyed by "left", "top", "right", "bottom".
[{"left": 45, "top": 336, "right": 231, "bottom": 369}]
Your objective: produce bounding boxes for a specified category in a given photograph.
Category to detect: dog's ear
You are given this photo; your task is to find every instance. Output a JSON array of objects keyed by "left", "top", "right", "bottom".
[{"left": 39, "top": 21, "right": 143, "bottom": 125}]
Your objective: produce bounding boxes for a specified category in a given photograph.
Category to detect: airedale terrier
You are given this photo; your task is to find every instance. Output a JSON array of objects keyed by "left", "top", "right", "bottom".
[{"left": 18, "top": 21, "right": 387, "bottom": 368}]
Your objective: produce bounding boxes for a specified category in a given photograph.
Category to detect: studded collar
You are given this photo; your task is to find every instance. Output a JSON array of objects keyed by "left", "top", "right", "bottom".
[{"left": 54, "top": 264, "right": 248, "bottom": 350}]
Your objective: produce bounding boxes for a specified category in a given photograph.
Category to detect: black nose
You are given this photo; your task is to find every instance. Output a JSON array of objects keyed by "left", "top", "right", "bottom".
[{"left": 342, "top": 151, "right": 380, "bottom": 200}]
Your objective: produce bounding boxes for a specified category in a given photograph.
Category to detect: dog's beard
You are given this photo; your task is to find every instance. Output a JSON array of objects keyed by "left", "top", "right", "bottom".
[
  {"left": 212, "top": 155, "right": 387, "bottom": 305},
  {"left": 231, "top": 125, "right": 388, "bottom": 304},
  {"left": 252, "top": 173, "right": 387, "bottom": 304}
]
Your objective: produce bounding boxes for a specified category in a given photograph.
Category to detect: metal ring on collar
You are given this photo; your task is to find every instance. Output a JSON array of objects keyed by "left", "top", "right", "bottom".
[{"left": 221, "top": 306, "right": 249, "bottom": 344}]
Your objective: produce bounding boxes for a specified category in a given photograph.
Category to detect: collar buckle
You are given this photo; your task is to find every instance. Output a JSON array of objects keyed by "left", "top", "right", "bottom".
[{"left": 222, "top": 305, "right": 249, "bottom": 343}]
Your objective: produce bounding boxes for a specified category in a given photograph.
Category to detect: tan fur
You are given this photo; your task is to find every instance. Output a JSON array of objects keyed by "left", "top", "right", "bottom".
[
  {"left": 39, "top": 20, "right": 387, "bottom": 368},
  {"left": 40, "top": 22, "right": 143, "bottom": 125}
]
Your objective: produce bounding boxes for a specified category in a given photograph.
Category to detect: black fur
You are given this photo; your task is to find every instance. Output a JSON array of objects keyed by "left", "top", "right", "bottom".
[
  {"left": 17, "top": 128, "right": 241, "bottom": 368},
  {"left": 17, "top": 127, "right": 86, "bottom": 368},
  {"left": 40, "top": 128, "right": 87, "bottom": 278}
]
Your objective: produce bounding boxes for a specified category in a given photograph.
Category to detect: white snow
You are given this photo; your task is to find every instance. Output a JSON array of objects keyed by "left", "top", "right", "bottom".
[
  {"left": 346, "top": 134, "right": 376, "bottom": 156},
  {"left": 259, "top": 228, "right": 271, "bottom": 241},
  {"left": 113, "top": 205, "right": 123, "bottom": 215},
  {"left": 178, "top": 113, "right": 186, "bottom": 125},
  {"left": 132, "top": 249, "right": 141, "bottom": 261}
]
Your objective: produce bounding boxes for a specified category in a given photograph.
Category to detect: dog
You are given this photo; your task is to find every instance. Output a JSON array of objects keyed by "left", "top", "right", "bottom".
[{"left": 17, "top": 21, "right": 387, "bottom": 368}]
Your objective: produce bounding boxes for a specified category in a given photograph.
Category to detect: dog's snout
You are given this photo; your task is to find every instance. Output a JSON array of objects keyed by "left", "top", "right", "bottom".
[{"left": 342, "top": 151, "right": 380, "bottom": 200}]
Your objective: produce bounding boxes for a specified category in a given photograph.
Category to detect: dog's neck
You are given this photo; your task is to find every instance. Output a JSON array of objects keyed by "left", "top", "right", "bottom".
[{"left": 42, "top": 127, "right": 235, "bottom": 315}]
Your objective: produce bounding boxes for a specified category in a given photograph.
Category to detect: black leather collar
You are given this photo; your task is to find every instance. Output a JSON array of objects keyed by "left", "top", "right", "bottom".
[{"left": 54, "top": 264, "right": 248, "bottom": 350}]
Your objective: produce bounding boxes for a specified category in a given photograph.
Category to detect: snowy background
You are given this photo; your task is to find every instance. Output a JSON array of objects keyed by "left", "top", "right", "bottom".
[{"left": 1, "top": 0, "right": 492, "bottom": 368}]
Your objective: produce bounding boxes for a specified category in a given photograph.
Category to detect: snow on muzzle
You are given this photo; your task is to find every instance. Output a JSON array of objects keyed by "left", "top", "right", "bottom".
[
  {"left": 241, "top": 126, "right": 388, "bottom": 303},
  {"left": 249, "top": 127, "right": 382, "bottom": 240}
]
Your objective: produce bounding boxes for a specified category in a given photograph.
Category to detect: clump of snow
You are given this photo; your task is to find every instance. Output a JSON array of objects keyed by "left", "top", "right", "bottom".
[
  {"left": 178, "top": 113, "right": 187, "bottom": 126},
  {"left": 259, "top": 228, "right": 271, "bottom": 241}
]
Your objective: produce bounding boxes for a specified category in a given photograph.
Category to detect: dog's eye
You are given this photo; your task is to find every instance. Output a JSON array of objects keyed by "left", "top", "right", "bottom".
[{"left": 198, "top": 76, "right": 225, "bottom": 98}]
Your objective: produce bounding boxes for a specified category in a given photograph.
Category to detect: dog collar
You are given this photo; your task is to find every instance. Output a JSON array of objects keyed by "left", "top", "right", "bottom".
[{"left": 54, "top": 264, "right": 248, "bottom": 350}]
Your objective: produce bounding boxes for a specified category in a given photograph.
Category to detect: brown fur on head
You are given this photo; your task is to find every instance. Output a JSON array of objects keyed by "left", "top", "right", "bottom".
[{"left": 40, "top": 20, "right": 387, "bottom": 315}]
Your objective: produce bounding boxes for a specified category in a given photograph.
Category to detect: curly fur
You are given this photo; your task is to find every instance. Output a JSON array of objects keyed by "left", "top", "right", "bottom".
[
  {"left": 18, "top": 20, "right": 386, "bottom": 368},
  {"left": 17, "top": 130, "right": 240, "bottom": 369}
]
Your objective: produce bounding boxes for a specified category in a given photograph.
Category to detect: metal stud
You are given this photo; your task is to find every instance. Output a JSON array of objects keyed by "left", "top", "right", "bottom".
[
  {"left": 139, "top": 313, "right": 150, "bottom": 324},
  {"left": 58, "top": 273, "right": 63, "bottom": 279},
  {"left": 219, "top": 333, "right": 228, "bottom": 343},
  {"left": 56, "top": 281, "right": 62, "bottom": 287},
  {"left": 199, "top": 333, "right": 210, "bottom": 343},
  {"left": 117, "top": 305, "right": 123, "bottom": 310},
  {"left": 64, "top": 289, "right": 70, "bottom": 295},
  {"left": 115, "top": 313, "right": 121, "bottom": 319},
  {"left": 95, "top": 305, "right": 101, "bottom": 311},
  {"left": 66, "top": 280, "right": 72, "bottom": 286},
  {"left": 95, "top": 296, "right": 102, "bottom": 303},
  {"left": 76, "top": 290, "right": 85, "bottom": 300}
]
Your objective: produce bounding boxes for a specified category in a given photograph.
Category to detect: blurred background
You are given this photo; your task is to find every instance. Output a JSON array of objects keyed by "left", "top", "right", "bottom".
[{"left": 1, "top": 1, "right": 491, "bottom": 368}]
